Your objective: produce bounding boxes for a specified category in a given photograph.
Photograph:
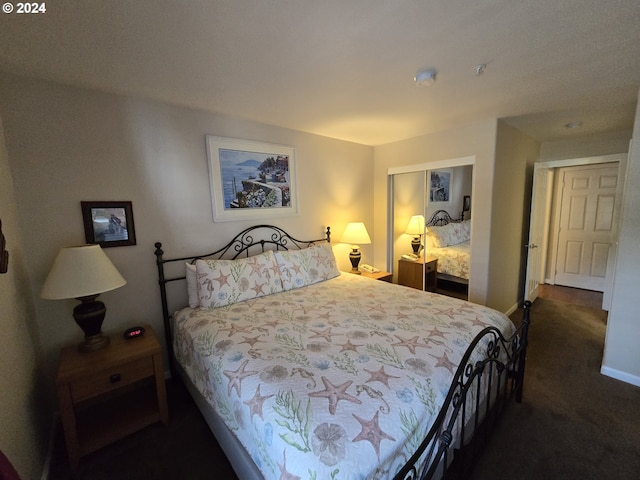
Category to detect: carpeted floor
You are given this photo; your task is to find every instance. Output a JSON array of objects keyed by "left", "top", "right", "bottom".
[
  {"left": 472, "top": 294, "right": 640, "bottom": 479},
  {"left": 48, "top": 288, "right": 640, "bottom": 479}
]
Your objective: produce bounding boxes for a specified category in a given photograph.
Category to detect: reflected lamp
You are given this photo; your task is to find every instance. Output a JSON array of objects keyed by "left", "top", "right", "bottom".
[
  {"left": 341, "top": 222, "right": 371, "bottom": 274},
  {"left": 41, "top": 244, "right": 126, "bottom": 352},
  {"left": 405, "top": 215, "right": 425, "bottom": 254}
]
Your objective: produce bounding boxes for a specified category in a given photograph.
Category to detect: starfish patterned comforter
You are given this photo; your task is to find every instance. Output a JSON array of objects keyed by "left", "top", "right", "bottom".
[{"left": 173, "top": 273, "right": 514, "bottom": 479}]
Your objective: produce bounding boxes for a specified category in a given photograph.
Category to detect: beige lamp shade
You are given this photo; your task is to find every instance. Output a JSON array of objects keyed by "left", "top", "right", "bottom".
[
  {"left": 41, "top": 244, "right": 126, "bottom": 300},
  {"left": 341, "top": 222, "right": 372, "bottom": 245},
  {"left": 404, "top": 215, "right": 426, "bottom": 235}
]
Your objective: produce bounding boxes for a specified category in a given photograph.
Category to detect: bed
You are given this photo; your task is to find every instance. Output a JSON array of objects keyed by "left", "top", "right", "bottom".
[
  {"left": 425, "top": 210, "right": 470, "bottom": 284},
  {"left": 154, "top": 225, "right": 531, "bottom": 480}
]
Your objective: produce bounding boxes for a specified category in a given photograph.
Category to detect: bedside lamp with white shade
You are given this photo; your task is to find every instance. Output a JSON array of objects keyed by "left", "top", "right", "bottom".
[
  {"left": 405, "top": 215, "right": 426, "bottom": 255},
  {"left": 341, "top": 222, "right": 371, "bottom": 274},
  {"left": 41, "top": 244, "right": 126, "bottom": 352}
]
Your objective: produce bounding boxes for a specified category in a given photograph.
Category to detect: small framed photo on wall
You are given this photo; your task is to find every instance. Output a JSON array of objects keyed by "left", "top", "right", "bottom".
[
  {"left": 81, "top": 201, "right": 137, "bottom": 248},
  {"left": 463, "top": 195, "right": 471, "bottom": 212},
  {"left": 429, "top": 169, "right": 452, "bottom": 205}
]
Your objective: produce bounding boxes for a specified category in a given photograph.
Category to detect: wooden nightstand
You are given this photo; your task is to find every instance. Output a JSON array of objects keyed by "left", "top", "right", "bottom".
[
  {"left": 56, "top": 325, "right": 169, "bottom": 470},
  {"left": 397, "top": 256, "right": 438, "bottom": 292},
  {"left": 360, "top": 270, "right": 393, "bottom": 282}
]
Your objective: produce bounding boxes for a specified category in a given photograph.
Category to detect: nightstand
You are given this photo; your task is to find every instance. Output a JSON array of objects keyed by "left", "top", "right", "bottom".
[
  {"left": 360, "top": 270, "right": 393, "bottom": 282},
  {"left": 397, "top": 256, "right": 437, "bottom": 292},
  {"left": 56, "top": 325, "right": 169, "bottom": 470}
]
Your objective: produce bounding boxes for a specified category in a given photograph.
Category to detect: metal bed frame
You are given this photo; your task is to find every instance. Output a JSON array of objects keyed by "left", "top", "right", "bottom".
[{"left": 154, "top": 224, "right": 531, "bottom": 480}]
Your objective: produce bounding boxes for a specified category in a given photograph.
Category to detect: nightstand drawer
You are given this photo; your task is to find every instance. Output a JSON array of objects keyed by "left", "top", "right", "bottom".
[
  {"left": 71, "top": 357, "right": 154, "bottom": 402},
  {"left": 425, "top": 262, "right": 436, "bottom": 273}
]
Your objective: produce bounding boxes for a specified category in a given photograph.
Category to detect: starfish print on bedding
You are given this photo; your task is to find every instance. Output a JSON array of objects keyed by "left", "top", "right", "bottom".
[
  {"left": 432, "top": 307, "right": 462, "bottom": 319},
  {"left": 251, "top": 281, "right": 267, "bottom": 296},
  {"left": 211, "top": 270, "right": 231, "bottom": 287},
  {"left": 223, "top": 359, "right": 258, "bottom": 397},
  {"left": 338, "top": 339, "right": 360, "bottom": 353},
  {"left": 364, "top": 366, "right": 401, "bottom": 389},
  {"left": 309, "top": 327, "right": 339, "bottom": 342},
  {"left": 309, "top": 376, "right": 362, "bottom": 415},
  {"left": 221, "top": 323, "right": 253, "bottom": 337},
  {"left": 426, "top": 327, "right": 447, "bottom": 339},
  {"left": 315, "top": 309, "right": 333, "bottom": 320},
  {"left": 277, "top": 450, "right": 301, "bottom": 480},
  {"left": 239, "top": 335, "right": 263, "bottom": 348},
  {"left": 394, "top": 310, "right": 412, "bottom": 321},
  {"left": 247, "top": 259, "right": 264, "bottom": 277},
  {"left": 244, "top": 384, "right": 274, "bottom": 420},
  {"left": 469, "top": 314, "right": 490, "bottom": 328},
  {"left": 267, "top": 262, "right": 280, "bottom": 279},
  {"left": 390, "top": 335, "right": 426, "bottom": 355},
  {"left": 430, "top": 351, "right": 457, "bottom": 374},
  {"left": 352, "top": 410, "right": 395, "bottom": 459},
  {"left": 263, "top": 318, "right": 281, "bottom": 329},
  {"left": 282, "top": 259, "right": 302, "bottom": 276}
]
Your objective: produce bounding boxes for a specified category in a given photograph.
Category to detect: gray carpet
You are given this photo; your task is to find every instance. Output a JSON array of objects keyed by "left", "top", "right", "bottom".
[
  {"left": 472, "top": 297, "right": 640, "bottom": 479},
  {"left": 48, "top": 296, "right": 640, "bottom": 479}
]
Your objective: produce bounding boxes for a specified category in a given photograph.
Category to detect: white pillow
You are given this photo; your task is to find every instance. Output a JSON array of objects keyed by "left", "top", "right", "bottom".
[
  {"left": 274, "top": 243, "right": 339, "bottom": 291},
  {"left": 186, "top": 263, "right": 199, "bottom": 308},
  {"left": 196, "top": 250, "right": 283, "bottom": 308}
]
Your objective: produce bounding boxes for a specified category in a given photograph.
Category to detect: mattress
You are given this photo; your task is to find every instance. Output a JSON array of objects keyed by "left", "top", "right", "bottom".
[{"left": 172, "top": 272, "right": 513, "bottom": 479}]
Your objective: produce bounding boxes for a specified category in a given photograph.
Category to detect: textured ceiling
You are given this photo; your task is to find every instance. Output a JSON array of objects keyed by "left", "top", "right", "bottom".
[{"left": 0, "top": 0, "right": 639, "bottom": 146}]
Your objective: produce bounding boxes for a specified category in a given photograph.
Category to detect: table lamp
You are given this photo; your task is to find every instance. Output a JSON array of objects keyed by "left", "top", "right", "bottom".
[
  {"left": 341, "top": 222, "right": 371, "bottom": 274},
  {"left": 405, "top": 215, "right": 425, "bottom": 254},
  {"left": 41, "top": 244, "right": 126, "bottom": 352}
]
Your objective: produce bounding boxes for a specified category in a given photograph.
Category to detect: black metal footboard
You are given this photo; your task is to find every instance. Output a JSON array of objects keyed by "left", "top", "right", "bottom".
[{"left": 394, "top": 301, "right": 532, "bottom": 480}]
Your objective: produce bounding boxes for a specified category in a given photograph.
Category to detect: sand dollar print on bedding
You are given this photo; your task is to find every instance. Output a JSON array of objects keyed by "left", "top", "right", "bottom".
[{"left": 196, "top": 250, "right": 283, "bottom": 308}]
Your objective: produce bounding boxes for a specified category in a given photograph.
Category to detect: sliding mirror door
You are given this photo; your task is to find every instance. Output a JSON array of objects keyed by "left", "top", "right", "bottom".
[
  {"left": 390, "top": 171, "right": 426, "bottom": 284},
  {"left": 389, "top": 163, "right": 473, "bottom": 300}
]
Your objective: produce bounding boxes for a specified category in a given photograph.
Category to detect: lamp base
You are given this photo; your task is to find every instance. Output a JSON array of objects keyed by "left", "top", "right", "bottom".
[
  {"left": 411, "top": 236, "right": 422, "bottom": 255},
  {"left": 79, "top": 333, "right": 110, "bottom": 352},
  {"left": 349, "top": 248, "right": 362, "bottom": 275},
  {"left": 73, "top": 294, "right": 110, "bottom": 353}
]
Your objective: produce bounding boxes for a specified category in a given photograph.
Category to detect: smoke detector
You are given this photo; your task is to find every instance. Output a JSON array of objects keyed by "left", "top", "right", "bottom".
[{"left": 414, "top": 68, "right": 437, "bottom": 87}]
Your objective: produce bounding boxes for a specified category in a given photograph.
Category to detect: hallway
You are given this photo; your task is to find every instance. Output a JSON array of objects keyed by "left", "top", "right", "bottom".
[{"left": 538, "top": 283, "right": 604, "bottom": 310}]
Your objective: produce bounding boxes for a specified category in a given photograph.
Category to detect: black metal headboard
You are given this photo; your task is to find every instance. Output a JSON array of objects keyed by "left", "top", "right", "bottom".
[
  {"left": 426, "top": 209, "right": 459, "bottom": 226},
  {"left": 154, "top": 224, "right": 330, "bottom": 370}
]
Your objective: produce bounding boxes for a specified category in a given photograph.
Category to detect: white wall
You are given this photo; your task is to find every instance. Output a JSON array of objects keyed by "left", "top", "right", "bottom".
[
  {"left": 0, "top": 73, "right": 374, "bottom": 395},
  {"left": 374, "top": 119, "right": 498, "bottom": 306},
  {"left": 540, "top": 129, "right": 632, "bottom": 162},
  {"left": 601, "top": 88, "right": 640, "bottom": 386},
  {"left": 0, "top": 115, "right": 48, "bottom": 479},
  {"left": 490, "top": 121, "right": 540, "bottom": 313}
]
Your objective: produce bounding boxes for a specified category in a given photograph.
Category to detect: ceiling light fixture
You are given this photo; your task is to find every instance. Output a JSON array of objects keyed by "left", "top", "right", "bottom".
[
  {"left": 474, "top": 64, "right": 486, "bottom": 76},
  {"left": 414, "top": 68, "right": 437, "bottom": 87},
  {"left": 564, "top": 121, "right": 583, "bottom": 129}
]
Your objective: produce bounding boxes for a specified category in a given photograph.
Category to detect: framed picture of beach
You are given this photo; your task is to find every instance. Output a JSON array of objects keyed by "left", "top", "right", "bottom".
[
  {"left": 428, "top": 169, "right": 452, "bottom": 205},
  {"left": 206, "top": 135, "right": 299, "bottom": 222}
]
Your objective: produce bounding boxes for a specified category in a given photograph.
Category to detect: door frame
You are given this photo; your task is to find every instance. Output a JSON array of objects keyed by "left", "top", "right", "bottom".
[{"left": 526, "top": 153, "right": 627, "bottom": 309}]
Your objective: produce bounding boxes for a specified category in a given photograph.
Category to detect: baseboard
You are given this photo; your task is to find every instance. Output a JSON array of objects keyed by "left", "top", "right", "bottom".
[
  {"left": 505, "top": 301, "right": 520, "bottom": 317},
  {"left": 600, "top": 366, "right": 640, "bottom": 387}
]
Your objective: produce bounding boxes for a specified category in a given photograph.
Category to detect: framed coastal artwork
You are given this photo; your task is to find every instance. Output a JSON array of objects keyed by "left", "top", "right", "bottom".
[
  {"left": 206, "top": 136, "right": 299, "bottom": 222},
  {"left": 429, "top": 169, "right": 452, "bottom": 205}
]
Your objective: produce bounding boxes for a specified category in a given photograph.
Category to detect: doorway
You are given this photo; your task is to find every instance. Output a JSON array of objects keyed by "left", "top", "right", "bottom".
[{"left": 524, "top": 153, "right": 626, "bottom": 309}]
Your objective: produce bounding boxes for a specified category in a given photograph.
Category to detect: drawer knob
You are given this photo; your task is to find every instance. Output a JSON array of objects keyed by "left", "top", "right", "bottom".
[{"left": 110, "top": 373, "right": 121, "bottom": 383}]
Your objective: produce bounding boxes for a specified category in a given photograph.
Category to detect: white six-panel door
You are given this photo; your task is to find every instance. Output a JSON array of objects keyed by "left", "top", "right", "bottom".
[{"left": 554, "top": 163, "right": 619, "bottom": 292}]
